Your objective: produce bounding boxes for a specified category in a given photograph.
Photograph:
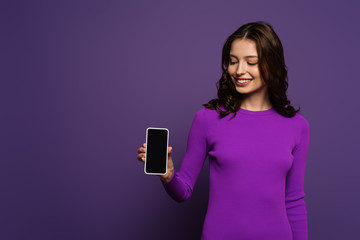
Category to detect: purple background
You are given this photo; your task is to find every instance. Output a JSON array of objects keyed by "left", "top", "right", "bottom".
[{"left": 1, "top": 0, "right": 359, "bottom": 239}]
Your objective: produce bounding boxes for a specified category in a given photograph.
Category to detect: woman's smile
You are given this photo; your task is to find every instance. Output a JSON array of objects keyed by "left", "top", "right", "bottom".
[
  {"left": 228, "top": 39, "right": 267, "bottom": 96},
  {"left": 235, "top": 79, "right": 252, "bottom": 86}
]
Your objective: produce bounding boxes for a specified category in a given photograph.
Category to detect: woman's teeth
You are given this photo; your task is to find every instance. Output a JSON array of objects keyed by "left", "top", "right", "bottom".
[{"left": 237, "top": 79, "right": 251, "bottom": 83}]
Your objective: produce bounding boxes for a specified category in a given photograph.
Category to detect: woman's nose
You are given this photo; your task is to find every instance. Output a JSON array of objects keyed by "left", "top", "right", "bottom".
[{"left": 236, "top": 62, "right": 246, "bottom": 75}]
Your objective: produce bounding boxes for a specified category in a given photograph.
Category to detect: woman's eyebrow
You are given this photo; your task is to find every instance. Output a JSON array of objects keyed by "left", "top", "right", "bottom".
[{"left": 230, "top": 54, "right": 258, "bottom": 59}]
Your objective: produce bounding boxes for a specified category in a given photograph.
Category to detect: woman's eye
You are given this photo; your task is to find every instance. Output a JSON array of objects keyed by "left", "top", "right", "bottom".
[
  {"left": 229, "top": 61, "right": 237, "bottom": 65},
  {"left": 248, "top": 62, "right": 258, "bottom": 66}
]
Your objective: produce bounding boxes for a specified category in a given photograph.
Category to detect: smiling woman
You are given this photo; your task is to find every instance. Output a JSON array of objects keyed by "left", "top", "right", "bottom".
[
  {"left": 137, "top": 21, "right": 310, "bottom": 240},
  {"left": 203, "top": 21, "right": 297, "bottom": 119}
]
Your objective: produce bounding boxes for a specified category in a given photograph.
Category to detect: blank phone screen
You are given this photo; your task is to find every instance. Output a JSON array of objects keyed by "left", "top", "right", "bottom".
[{"left": 145, "top": 128, "right": 168, "bottom": 174}]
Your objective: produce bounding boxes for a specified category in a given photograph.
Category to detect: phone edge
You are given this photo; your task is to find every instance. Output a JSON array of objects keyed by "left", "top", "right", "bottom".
[{"left": 144, "top": 127, "right": 169, "bottom": 175}]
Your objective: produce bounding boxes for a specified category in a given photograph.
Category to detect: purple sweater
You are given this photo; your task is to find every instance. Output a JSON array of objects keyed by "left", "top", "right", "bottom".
[{"left": 163, "top": 106, "right": 309, "bottom": 240}]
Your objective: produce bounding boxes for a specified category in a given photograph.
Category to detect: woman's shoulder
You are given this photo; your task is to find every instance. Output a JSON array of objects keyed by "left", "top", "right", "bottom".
[
  {"left": 287, "top": 111, "right": 310, "bottom": 133},
  {"left": 294, "top": 112, "right": 309, "bottom": 126},
  {"left": 190, "top": 106, "right": 219, "bottom": 124},
  {"left": 197, "top": 106, "right": 219, "bottom": 117}
]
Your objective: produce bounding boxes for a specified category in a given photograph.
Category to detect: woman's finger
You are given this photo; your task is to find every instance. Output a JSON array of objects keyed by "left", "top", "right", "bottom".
[
  {"left": 137, "top": 147, "right": 146, "bottom": 153},
  {"left": 137, "top": 154, "right": 145, "bottom": 162}
]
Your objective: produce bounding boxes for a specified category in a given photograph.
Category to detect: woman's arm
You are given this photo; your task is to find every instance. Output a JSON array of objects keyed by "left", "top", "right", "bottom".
[
  {"left": 162, "top": 108, "right": 208, "bottom": 202},
  {"left": 286, "top": 115, "right": 310, "bottom": 240}
]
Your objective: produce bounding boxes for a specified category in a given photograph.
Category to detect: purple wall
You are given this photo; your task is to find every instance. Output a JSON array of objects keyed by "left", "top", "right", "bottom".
[{"left": 2, "top": 0, "right": 359, "bottom": 239}]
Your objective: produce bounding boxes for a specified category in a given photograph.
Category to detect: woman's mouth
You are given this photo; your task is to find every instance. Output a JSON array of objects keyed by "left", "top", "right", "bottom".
[{"left": 235, "top": 78, "right": 252, "bottom": 86}]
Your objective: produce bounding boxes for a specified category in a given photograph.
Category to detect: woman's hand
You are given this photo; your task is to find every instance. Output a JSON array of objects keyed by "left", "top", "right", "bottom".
[{"left": 137, "top": 143, "right": 175, "bottom": 183}]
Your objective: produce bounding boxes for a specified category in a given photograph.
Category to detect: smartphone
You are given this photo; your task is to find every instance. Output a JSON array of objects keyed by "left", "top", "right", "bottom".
[{"left": 144, "top": 127, "right": 169, "bottom": 175}]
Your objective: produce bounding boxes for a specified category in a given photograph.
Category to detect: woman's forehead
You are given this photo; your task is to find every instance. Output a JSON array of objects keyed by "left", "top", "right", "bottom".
[{"left": 230, "top": 39, "right": 258, "bottom": 58}]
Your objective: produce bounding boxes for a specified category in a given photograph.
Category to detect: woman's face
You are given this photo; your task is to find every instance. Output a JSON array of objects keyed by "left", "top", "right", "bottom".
[{"left": 227, "top": 38, "right": 267, "bottom": 95}]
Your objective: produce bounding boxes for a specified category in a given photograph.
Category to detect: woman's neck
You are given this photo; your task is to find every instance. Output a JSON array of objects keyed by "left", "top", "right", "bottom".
[{"left": 239, "top": 89, "right": 272, "bottom": 111}]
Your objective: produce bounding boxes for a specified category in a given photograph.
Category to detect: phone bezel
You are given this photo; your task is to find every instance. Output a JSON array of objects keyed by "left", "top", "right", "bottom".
[{"left": 144, "top": 127, "right": 169, "bottom": 175}]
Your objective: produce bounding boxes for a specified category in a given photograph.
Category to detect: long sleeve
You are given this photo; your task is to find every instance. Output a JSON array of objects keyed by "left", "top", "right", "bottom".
[
  {"left": 162, "top": 108, "right": 208, "bottom": 202},
  {"left": 285, "top": 116, "right": 310, "bottom": 240}
]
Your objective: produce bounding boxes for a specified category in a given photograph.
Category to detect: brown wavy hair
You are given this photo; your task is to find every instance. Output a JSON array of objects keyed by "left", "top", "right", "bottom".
[{"left": 202, "top": 21, "right": 300, "bottom": 119}]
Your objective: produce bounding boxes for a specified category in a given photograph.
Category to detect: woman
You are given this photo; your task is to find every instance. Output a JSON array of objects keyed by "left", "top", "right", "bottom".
[{"left": 137, "top": 21, "right": 309, "bottom": 240}]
